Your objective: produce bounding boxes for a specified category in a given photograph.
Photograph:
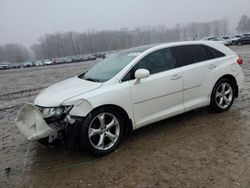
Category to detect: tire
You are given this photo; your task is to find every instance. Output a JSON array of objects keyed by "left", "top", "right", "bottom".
[
  {"left": 210, "top": 78, "right": 236, "bottom": 113},
  {"left": 38, "top": 137, "right": 49, "bottom": 146},
  {"left": 79, "top": 107, "right": 124, "bottom": 156}
]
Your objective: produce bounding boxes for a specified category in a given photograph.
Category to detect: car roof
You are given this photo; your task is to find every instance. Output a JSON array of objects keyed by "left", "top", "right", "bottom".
[
  {"left": 122, "top": 43, "right": 160, "bottom": 53},
  {"left": 114, "top": 40, "right": 226, "bottom": 58},
  {"left": 128, "top": 41, "right": 221, "bottom": 51}
]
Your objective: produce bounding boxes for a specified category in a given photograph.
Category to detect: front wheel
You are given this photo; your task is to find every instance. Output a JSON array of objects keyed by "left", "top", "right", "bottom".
[
  {"left": 79, "top": 108, "right": 124, "bottom": 155},
  {"left": 210, "top": 79, "right": 235, "bottom": 113}
]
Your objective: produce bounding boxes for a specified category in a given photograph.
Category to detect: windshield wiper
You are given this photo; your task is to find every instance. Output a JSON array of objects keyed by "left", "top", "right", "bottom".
[{"left": 85, "top": 78, "right": 100, "bottom": 82}]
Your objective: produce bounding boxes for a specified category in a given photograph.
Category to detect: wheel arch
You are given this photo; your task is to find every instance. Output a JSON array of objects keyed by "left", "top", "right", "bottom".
[
  {"left": 88, "top": 104, "right": 133, "bottom": 133},
  {"left": 213, "top": 74, "right": 238, "bottom": 98}
]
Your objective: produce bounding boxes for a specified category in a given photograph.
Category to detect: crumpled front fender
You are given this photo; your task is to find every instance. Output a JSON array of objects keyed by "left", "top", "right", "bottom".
[{"left": 67, "top": 99, "right": 94, "bottom": 117}]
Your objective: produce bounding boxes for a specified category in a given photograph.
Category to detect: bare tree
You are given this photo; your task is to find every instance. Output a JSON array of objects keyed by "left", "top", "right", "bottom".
[
  {"left": 237, "top": 15, "right": 250, "bottom": 33},
  {"left": 0, "top": 43, "right": 31, "bottom": 63}
]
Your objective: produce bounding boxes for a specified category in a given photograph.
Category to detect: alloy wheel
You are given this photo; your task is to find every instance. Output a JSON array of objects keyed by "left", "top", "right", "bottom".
[
  {"left": 88, "top": 113, "right": 120, "bottom": 151},
  {"left": 215, "top": 82, "right": 233, "bottom": 109}
]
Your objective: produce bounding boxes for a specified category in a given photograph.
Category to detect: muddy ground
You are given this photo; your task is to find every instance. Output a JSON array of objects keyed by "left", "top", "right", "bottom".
[{"left": 1, "top": 46, "right": 250, "bottom": 188}]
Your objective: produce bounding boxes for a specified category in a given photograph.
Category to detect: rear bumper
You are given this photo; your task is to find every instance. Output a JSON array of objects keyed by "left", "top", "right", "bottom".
[
  {"left": 237, "top": 73, "right": 244, "bottom": 93},
  {"left": 15, "top": 103, "right": 56, "bottom": 141}
]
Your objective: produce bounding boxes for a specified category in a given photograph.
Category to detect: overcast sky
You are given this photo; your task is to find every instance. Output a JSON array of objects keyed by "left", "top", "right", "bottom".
[{"left": 1, "top": 0, "right": 250, "bottom": 48}]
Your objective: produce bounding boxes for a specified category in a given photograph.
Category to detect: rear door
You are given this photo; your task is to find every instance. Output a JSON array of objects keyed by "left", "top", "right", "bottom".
[{"left": 174, "top": 44, "right": 224, "bottom": 111}]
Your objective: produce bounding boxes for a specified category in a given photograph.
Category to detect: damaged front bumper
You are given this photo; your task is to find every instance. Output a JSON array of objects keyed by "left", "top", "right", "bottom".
[{"left": 15, "top": 103, "right": 56, "bottom": 141}]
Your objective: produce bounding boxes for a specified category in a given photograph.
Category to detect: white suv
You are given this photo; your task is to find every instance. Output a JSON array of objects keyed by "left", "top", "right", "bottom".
[{"left": 16, "top": 41, "right": 244, "bottom": 155}]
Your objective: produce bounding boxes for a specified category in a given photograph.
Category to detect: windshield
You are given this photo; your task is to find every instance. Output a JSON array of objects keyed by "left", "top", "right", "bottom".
[{"left": 81, "top": 51, "right": 141, "bottom": 82}]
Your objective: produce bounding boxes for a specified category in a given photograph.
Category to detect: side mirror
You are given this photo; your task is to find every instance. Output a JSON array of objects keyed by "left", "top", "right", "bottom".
[
  {"left": 134, "top": 69, "right": 150, "bottom": 84},
  {"left": 135, "top": 69, "right": 150, "bottom": 79}
]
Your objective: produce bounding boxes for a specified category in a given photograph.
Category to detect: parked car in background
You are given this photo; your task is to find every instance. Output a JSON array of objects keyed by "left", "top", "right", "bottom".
[
  {"left": 64, "top": 57, "right": 72, "bottom": 63},
  {"left": 201, "top": 36, "right": 232, "bottom": 46},
  {"left": 201, "top": 36, "right": 217, "bottom": 41},
  {"left": 82, "top": 55, "right": 90, "bottom": 61},
  {"left": 234, "top": 34, "right": 250, "bottom": 45},
  {"left": 12, "top": 63, "right": 22, "bottom": 69},
  {"left": 16, "top": 41, "right": 244, "bottom": 155},
  {"left": 220, "top": 36, "right": 234, "bottom": 45},
  {"left": 33, "top": 60, "right": 44, "bottom": 66},
  {"left": 53, "top": 58, "right": 65, "bottom": 64},
  {"left": 218, "top": 37, "right": 231, "bottom": 46},
  {"left": 201, "top": 37, "right": 226, "bottom": 45},
  {"left": 94, "top": 53, "right": 105, "bottom": 59},
  {"left": 44, "top": 60, "right": 52, "bottom": 65},
  {"left": 235, "top": 34, "right": 242, "bottom": 38},
  {"left": 22, "top": 62, "right": 33, "bottom": 68},
  {"left": 0, "top": 62, "right": 11, "bottom": 70},
  {"left": 71, "top": 55, "right": 83, "bottom": 62},
  {"left": 230, "top": 36, "right": 241, "bottom": 44},
  {"left": 105, "top": 52, "right": 115, "bottom": 58},
  {"left": 87, "top": 55, "right": 96, "bottom": 61}
]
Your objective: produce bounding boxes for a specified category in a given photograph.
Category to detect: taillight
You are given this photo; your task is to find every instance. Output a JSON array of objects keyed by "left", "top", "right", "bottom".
[{"left": 237, "top": 57, "right": 243, "bottom": 65}]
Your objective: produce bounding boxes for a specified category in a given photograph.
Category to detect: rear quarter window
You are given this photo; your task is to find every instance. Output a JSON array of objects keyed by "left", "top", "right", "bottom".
[
  {"left": 174, "top": 44, "right": 210, "bottom": 66},
  {"left": 203, "top": 45, "right": 225, "bottom": 59}
]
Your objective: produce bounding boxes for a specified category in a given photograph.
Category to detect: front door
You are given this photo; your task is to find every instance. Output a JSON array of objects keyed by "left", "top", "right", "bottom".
[{"left": 129, "top": 48, "right": 184, "bottom": 128}]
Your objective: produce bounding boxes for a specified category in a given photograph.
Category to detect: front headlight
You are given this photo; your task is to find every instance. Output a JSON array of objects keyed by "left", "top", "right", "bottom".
[{"left": 39, "top": 106, "right": 72, "bottom": 119}]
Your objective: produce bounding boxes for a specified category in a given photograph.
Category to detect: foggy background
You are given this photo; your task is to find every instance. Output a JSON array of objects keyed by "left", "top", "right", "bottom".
[{"left": 0, "top": 0, "right": 250, "bottom": 62}]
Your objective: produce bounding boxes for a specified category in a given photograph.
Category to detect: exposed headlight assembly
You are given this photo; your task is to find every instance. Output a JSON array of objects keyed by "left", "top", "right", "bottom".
[{"left": 39, "top": 106, "right": 72, "bottom": 119}]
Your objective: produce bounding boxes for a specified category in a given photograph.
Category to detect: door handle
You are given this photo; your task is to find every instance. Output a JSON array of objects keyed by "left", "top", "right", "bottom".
[
  {"left": 209, "top": 64, "right": 217, "bottom": 69},
  {"left": 171, "top": 74, "right": 181, "bottom": 80}
]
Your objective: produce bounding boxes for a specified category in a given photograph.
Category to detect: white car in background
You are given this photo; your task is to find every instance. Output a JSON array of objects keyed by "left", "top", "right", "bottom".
[
  {"left": 16, "top": 41, "right": 244, "bottom": 155},
  {"left": 220, "top": 36, "right": 234, "bottom": 45},
  {"left": 44, "top": 60, "right": 52, "bottom": 65},
  {"left": 0, "top": 62, "right": 12, "bottom": 69},
  {"left": 202, "top": 36, "right": 231, "bottom": 46}
]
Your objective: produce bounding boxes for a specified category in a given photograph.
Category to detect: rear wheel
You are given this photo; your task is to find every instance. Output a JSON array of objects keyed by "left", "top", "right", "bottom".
[
  {"left": 79, "top": 107, "right": 124, "bottom": 155},
  {"left": 210, "top": 79, "right": 235, "bottom": 113}
]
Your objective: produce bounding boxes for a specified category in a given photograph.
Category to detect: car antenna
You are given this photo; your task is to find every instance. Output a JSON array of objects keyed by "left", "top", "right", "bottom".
[{"left": 193, "top": 33, "right": 199, "bottom": 41}]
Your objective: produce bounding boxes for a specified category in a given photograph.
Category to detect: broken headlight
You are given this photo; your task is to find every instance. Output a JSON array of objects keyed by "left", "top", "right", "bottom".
[{"left": 39, "top": 106, "right": 72, "bottom": 119}]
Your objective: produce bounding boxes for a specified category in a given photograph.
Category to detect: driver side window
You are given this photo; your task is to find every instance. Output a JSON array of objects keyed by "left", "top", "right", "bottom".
[{"left": 122, "top": 47, "right": 176, "bottom": 81}]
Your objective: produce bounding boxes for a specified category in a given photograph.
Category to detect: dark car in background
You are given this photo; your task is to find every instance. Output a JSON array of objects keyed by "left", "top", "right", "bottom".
[
  {"left": 234, "top": 33, "right": 250, "bottom": 45},
  {"left": 12, "top": 63, "right": 22, "bottom": 69}
]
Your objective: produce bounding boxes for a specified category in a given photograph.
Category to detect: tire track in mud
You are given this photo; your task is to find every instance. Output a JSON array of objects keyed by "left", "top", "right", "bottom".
[
  {"left": 0, "top": 87, "right": 45, "bottom": 101},
  {"left": 0, "top": 86, "right": 44, "bottom": 97},
  {"left": 0, "top": 87, "right": 46, "bottom": 115}
]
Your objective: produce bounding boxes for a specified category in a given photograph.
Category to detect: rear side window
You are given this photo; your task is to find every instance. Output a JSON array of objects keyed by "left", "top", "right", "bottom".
[
  {"left": 174, "top": 44, "right": 225, "bottom": 67},
  {"left": 203, "top": 45, "right": 225, "bottom": 59},
  {"left": 174, "top": 45, "right": 210, "bottom": 66}
]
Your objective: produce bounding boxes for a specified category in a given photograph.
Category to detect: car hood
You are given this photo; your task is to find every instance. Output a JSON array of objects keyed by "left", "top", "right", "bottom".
[{"left": 34, "top": 76, "right": 102, "bottom": 107}]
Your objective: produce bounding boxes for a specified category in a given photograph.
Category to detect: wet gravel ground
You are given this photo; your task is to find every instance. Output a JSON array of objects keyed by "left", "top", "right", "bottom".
[{"left": 1, "top": 46, "right": 250, "bottom": 188}]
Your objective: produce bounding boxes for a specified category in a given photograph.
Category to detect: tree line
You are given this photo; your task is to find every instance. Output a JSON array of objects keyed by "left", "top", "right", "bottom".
[
  {"left": 30, "top": 18, "right": 230, "bottom": 59},
  {"left": 0, "top": 43, "right": 31, "bottom": 63},
  {"left": 0, "top": 16, "right": 249, "bottom": 63}
]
